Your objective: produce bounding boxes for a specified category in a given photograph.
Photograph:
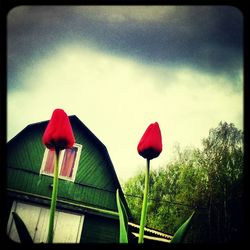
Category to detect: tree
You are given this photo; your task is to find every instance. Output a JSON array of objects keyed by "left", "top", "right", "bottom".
[
  {"left": 123, "top": 122, "right": 244, "bottom": 243},
  {"left": 201, "top": 122, "right": 244, "bottom": 242}
]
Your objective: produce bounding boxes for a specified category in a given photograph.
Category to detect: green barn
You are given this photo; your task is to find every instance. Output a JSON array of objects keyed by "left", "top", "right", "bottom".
[{"left": 6, "top": 115, "right": 133, "bottom": 243}]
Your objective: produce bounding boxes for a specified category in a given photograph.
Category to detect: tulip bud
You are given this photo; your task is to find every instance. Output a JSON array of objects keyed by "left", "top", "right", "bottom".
[
  {"left": 137, "top": 122, "right": 162, "bottom": 160},
  {"left": 42, "top": 109, "right": 75, "bottom": 150}
]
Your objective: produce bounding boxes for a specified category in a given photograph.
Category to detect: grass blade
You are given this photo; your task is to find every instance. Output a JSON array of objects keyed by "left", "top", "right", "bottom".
[
  {"left": 170, "top": 211, "right": 195, "bottom": 243},
  {"left": 116, "top": 189, "right": 128, "bottom": 243}
]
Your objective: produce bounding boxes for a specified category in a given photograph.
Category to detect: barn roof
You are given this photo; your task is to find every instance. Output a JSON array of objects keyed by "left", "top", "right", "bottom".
[
  {"left": 128, "top": 222, "right": 173, "bottom": 243},
  {"left": 7, "top": 115, "right": 132, "bottom": 220}
]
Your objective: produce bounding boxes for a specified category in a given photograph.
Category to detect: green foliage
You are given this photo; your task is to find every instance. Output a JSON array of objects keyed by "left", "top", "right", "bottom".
[
  {"left": 122, "top": 173, "right": 145, "bottom": 225},
  {"left": 123, "top": 122, "right": 244, "bottom": 243},
  {"left": 12, "top": 212, "right": 33, "bottom": 243},
  {"left": 116, "top": 189, "right": 128, "bottom": 243}
]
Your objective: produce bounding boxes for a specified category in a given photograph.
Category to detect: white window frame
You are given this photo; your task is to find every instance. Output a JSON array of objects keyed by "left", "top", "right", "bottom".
[{"left": 40, "top": 143, "right": 82, "bottom": 182}]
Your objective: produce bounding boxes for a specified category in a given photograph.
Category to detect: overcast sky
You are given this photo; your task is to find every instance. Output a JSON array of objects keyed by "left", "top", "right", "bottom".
[{"left": 7, "top": 6, "right": 243, "bottom": 183}]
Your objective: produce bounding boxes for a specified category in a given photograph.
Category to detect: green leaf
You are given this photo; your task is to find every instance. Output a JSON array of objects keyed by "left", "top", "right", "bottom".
[
  {"left": 12, "top": 211, "right": 33, "bottom": 243},
  {"left": 116, "top": 189, "right": 128, "bottom": 243},
  {"left": 170, "top": 211, "right": 195, "bottom": 243}
]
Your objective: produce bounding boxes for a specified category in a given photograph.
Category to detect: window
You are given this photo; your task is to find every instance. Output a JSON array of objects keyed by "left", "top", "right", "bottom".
[
  {"left": 7, "top": 201, "right": 84, "bottom": 243},
  {"left": 40, "top": 143, "right": 82, "bottom": 182}
]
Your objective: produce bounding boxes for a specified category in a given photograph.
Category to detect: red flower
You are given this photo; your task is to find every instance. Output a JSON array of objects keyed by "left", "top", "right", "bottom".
[
  {"left": 42, "top": 109, "right": 75, "bottom": 150},
  {"left": 137, "top": 122, "right": 162, "bottom": 160}
]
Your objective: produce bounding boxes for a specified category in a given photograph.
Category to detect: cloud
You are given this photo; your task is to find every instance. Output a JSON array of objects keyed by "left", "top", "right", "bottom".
[
  {"left": 7, "top": 6, "right": 243, "bottom": 92},
  {"left": 7, "top": 45, "right": 243, "bottom": 181},
  {"left": 73, "top": 6, "right": 175, "bottom": 23}
]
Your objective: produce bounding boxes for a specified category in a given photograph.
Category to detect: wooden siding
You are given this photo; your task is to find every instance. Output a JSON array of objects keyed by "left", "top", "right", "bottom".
[
  {"left": 6, "top": 117, "right": 123, "bottom": 212},
  {"left": 7, "top": 168, "right": 117, "bottom": 211},
  {"left": 80, "top": 214, "right": 119, "bottom": 243},
  {"left": 7, "top": 201, "right": 84, "bottom": 243},
  {"left": 7, "top": 124, "right": 45, "bottom": 172},
  {"left": 6, "top": 196, "right": 120, "bottom": 244}
]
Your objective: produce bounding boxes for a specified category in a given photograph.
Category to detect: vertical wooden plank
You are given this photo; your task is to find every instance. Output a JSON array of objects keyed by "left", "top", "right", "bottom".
[
  {"left": 33, "top": 207, "right": 50, "bottom": 243},
  {"left": 7, "top": 202, "right": 41, "bottom": 242},
  {"left": 53, "top": 211, "right": 84, "bottom": 243},
  {"left": 16, "top": 202, "right": 41, "bottom": 240},
  {"left": 33, "top": 207, "right": 59, "bottom": 243},
  {"left": 7, "top": 201, "right": 84, "bottom": 243},
  {"left": 76, "top": 215, "right": 84, "bottom": 243},
  {"left": 6, "top": 201, "right": 20, "bottom": 242}
]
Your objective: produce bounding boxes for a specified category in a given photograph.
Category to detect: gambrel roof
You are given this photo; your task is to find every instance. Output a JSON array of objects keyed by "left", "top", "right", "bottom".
[{"left": 7, "top": 115, "right": 132, "bottom": 219}]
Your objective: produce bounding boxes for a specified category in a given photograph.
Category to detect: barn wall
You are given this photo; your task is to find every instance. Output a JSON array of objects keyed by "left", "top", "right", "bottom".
[
  {"left": 5, "top": 197, "right": 120, "bottom": 243},
  {"left": 80, "top": 214, "right": 119, "bottom": 243},
  {"left": 7, "top": 118, "right": 119, "bottom": 211},
  {"left": 6, "top": 116, "right": 132, "bottom": 244},
  {"left": 7, "top": 168, "right": 117, "bottom": 211},
  {"left": 7, "top": 124, "right": 45, "bottom": 172}
]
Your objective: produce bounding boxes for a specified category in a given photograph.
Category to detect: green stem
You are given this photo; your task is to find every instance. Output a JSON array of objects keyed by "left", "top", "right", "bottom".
[
  {"left": 138, "top": 158, "right": 150, "bottom": 244},
  {"left": 47, "top": 148, "right": 60, "bottom": 243}
]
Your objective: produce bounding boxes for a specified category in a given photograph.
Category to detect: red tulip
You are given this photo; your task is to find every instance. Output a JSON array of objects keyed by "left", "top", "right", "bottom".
[
  {"left": 137, "top": 122, "right": 162, "bottom": 160},
  {"left": 42, "top": 109, "right": 75, "bottom": 150}
]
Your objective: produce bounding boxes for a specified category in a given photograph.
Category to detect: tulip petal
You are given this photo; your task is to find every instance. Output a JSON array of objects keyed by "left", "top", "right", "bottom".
[
  {"left": 137, "top": 122, "right": 162, "bottom": 160},
  {"left": 42, "top": 109, "right": 75, "bottom": 150}
]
